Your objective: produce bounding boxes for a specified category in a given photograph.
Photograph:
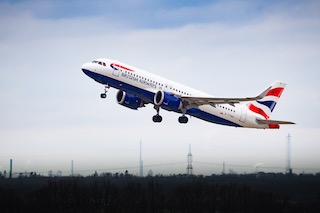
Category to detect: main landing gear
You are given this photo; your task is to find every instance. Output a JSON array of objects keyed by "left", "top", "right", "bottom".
[
  {"left": 152, "top": 106, "right": 162, "bottom": 123},
  {"left": 178, "top": 115, "right": 188, "bottom": 124},
  {"left": 100, "top": 85, "right": 110, "bottom": 98},
  {"left": 178, "top": 108, "right": 189, "bottom": 124},
  {"left": 153, "top": 114, "right": 163, "bottom": 123},
  {"left": 152, "top": 106, "right": 189, "bottom": 124}
]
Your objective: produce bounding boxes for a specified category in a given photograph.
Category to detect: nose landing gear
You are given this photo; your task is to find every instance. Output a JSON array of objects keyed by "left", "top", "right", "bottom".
[{"left": 100, "top": 85, "right": 110, "bottom": 98}]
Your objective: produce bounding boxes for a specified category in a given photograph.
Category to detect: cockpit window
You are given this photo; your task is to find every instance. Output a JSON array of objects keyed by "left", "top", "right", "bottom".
[{"left": 92, "top": 60, "right": 106, "bottom": 66}]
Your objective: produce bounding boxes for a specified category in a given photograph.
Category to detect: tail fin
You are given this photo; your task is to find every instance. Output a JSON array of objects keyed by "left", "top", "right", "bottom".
[{"left": 247, "top": 81, "right": 286, "bottom": 119}]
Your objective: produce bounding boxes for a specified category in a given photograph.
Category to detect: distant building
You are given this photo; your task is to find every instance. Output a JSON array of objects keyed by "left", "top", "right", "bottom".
[
  {"left": 10, "top": 159, "right": 12, "bottom": 178},
  {"left": 286, "top": 134, "right": 292, "bottom": 174},
  {"left": 139, "top": 141, "right": 143, "bottom": 177}
]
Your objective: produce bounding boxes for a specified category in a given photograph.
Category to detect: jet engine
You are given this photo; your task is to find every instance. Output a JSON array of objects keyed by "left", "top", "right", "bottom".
[
  {"left": 154, "top": 91, "right": 182, "bottom": 111},
  {"left": 116, "top": 91, "right": 144, "bottom": 110}
]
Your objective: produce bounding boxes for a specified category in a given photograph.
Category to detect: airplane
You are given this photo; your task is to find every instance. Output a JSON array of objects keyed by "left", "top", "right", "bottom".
[{"left": 81, "top": 58, "right": 295, "bottom": 129}]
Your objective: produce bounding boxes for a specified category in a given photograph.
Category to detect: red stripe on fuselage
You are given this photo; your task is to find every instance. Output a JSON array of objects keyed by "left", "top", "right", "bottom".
[
  {"left": 111, "top": 63, "right": 134, "bottom": 72},
  {"left": 265, "top": 87, "right": 284, "bottom": 98},
  {"left": 247, "top": 103, "right": 269, "bottom": 119}
]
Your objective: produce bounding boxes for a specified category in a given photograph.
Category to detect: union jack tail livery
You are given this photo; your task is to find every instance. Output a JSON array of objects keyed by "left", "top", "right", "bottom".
[{"left": 247, "top": 81, "right": 285, "bottom": 120}]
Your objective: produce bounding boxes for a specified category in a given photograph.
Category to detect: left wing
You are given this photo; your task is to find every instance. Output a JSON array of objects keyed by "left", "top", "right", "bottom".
[{"left": 181, "top": 86, "right": 271, "bottom": 108}]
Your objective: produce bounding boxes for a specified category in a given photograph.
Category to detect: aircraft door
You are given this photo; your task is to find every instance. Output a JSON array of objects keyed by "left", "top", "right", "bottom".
[
  {"left": 112, "top": 69, "right": 120, "bottom": 77},
  {"left": 239, "top": 107, "right": 247, "bottom": 123}
]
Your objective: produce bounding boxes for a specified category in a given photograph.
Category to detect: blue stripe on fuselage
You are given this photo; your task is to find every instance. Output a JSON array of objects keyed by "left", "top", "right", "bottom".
[
  {"left": 187, "top": 108, "right": 242, "bottom": 127},
  {"left": 82, "top": 69, "right": 242, "bottom": 127}
]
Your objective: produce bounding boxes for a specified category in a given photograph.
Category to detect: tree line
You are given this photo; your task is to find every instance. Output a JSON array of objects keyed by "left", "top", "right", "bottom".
[{"left": 1, "top": 172, "right": 320, "bottom": 212}]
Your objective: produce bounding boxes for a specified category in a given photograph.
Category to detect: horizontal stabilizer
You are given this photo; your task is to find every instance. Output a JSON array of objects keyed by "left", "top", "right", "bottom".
[
  {"left": 256, "top": 118, "right": 295, "bottom": 125},
  {"left": 181, "top": 86, "right": 272, "bottom": 107}
]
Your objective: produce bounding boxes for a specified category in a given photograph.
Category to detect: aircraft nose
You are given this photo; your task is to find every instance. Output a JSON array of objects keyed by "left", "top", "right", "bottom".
[{"left": 81, "top": 62, "right": 91, "bottom": 72}]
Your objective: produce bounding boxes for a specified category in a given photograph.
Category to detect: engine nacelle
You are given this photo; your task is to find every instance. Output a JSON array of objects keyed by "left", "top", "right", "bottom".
[
  {"left": 116, "top": 91, "right": 143, "bottom": 110},
  {"left": 154, "top": 91, "right": 182, "bottom": 111}
]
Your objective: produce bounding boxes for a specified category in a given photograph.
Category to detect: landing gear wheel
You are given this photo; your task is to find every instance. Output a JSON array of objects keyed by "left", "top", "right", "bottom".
[
  {"left": 178, "top": 116, "right": 188, "bottom": 124},
  {"left": 153, "top": 115, "right": 163, "bottom": 123},
  {"left": 100, "top": 85, "right": 109, "bottom": 99}
]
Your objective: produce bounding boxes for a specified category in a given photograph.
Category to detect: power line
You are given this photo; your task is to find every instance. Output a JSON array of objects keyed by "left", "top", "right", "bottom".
[
  {"left": 193, "top": 161, "right": 320, "bottom": 172},
  {"left": 6, "top": 161, "right": 320, "bottom": 176}
]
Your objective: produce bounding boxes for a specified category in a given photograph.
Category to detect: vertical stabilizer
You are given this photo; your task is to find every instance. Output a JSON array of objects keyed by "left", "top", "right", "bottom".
[{"left": 247, "top": 81, "right": 286, "bottom": 119}]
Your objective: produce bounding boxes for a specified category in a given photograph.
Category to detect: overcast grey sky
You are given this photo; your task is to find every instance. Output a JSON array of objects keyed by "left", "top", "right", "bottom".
[{"left": 0, "top": 0, "right": 320, "bottom": 176}]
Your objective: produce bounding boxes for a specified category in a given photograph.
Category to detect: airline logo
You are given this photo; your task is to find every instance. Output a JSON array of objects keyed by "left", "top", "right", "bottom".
[
  {"left": 247, "top": 83, "right": 285, "bottom": 120},
  {"left": 110, "top": 63, "right": 134, "bottom": 72}
]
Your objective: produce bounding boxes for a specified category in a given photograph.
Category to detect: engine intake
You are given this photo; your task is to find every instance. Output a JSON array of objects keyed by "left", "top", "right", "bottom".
[
  {"left": 117, "top": 91, "right": 143, "bottom": 110},
  {"left": 154, "top": 91, "right": 182, "bottom": 111}
]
